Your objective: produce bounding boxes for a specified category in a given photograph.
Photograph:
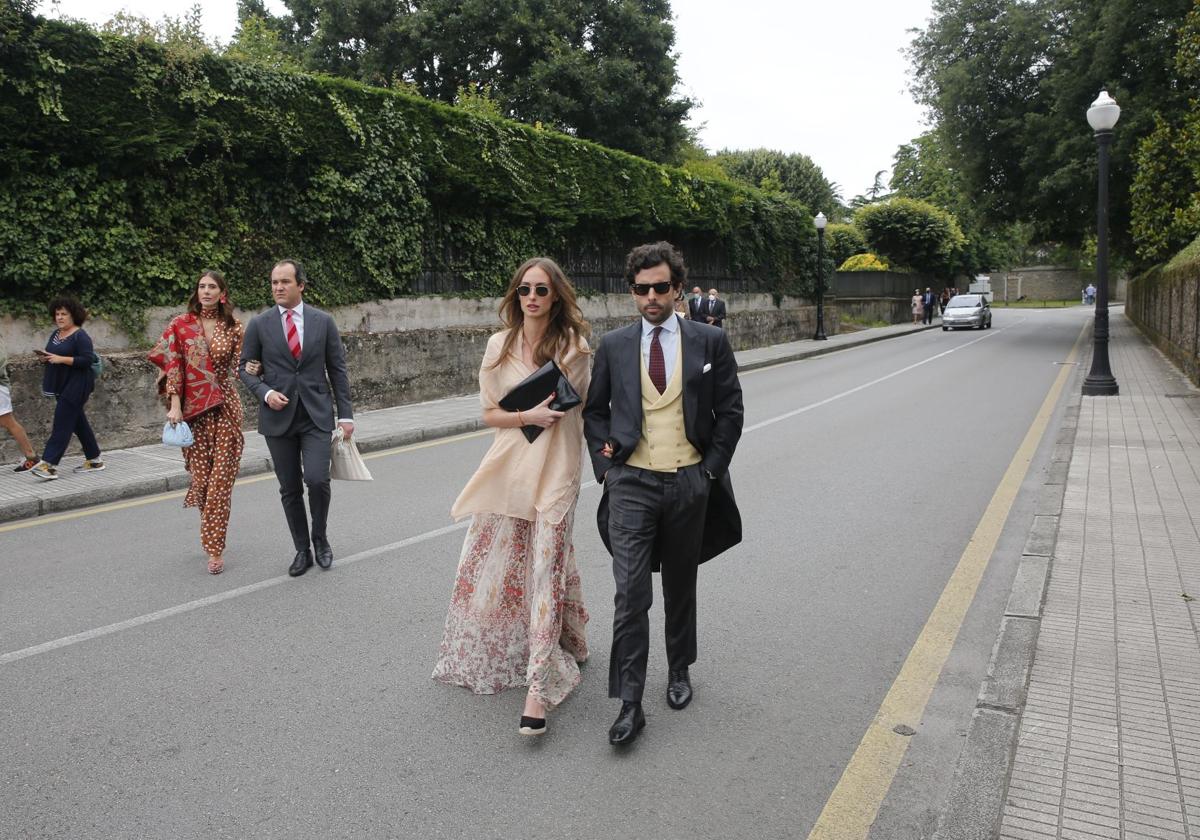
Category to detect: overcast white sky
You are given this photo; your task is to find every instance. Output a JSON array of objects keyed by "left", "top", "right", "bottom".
[{"left": 40, "top": 0, "right": 933, "bottom": 203}]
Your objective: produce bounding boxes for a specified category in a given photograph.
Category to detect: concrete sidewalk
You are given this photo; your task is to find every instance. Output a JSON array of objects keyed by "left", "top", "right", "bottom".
[
  {"left": 0, "top": 320, "right": 940, "bottom": 524},
  {"left": 937, "top": 312, "right": 1200, "bottom": 839}
]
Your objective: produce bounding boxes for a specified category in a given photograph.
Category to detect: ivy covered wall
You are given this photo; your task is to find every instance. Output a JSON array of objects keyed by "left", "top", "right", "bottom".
[{"left": 0, "top": 12, "right": 821, "bottom": 332}]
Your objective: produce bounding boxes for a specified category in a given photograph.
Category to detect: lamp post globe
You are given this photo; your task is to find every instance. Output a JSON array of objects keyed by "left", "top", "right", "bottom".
[
  {"left": 813, "top": 212, "right": 828, "bottom": 340},
  {"left": 1081, "top": 89, "right": 1120, "bottom": 396}
]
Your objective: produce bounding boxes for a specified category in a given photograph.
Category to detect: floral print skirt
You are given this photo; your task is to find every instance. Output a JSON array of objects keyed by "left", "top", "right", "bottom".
[{"left": 432, "top": 507, "right": 588, "bottom": 710}]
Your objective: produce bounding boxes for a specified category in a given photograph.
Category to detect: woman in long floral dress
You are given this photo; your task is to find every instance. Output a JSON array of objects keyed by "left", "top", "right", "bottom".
[
  {"left": 148, "top": 270, "right": 245, "bottom": 575},
  {"left": 433, "top": 257, "right": 591, "bottom": 736}
]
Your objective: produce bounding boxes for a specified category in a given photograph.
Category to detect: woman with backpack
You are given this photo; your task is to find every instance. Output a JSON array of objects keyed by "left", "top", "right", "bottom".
[{"left": 28, "top": 295, "right": 105, "bottom": 480}]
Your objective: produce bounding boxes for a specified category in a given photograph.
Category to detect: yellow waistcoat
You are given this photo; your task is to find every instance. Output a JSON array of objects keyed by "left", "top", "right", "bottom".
[{"left": 625, "top": 336, "right": 702, "bottom": 473}]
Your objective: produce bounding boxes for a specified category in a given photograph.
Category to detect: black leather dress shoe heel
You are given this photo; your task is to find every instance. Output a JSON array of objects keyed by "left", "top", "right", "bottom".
[
  {"left": 519, "top": 716, "right": 546, "bottom": 736},
  {"left": 288, "top": 548, "right": 313, "bottom": 577},
  {"left": 667, "top": 668, "right": 693, "bottom": 710},
  {"left": 608, "top": 701, "right": 645, "bottom": 746},
  {"left": 313, "top": 538, "right": 333, "bottom": 570}
]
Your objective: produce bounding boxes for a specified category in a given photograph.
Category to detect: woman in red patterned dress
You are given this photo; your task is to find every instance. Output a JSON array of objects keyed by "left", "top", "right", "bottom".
[{"left": 148, "top": 270, "right": 246, "bottom": 575}]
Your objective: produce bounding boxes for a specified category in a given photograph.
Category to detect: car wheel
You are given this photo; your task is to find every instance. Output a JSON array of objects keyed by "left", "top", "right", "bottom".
[{"left": 942, "top": 326, "right": 948, "bottom": 331}]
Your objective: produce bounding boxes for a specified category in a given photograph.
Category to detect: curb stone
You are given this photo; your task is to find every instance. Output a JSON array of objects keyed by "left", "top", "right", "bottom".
[{"left": 931, "top": 361, "right": 1083, "bottom": 840}]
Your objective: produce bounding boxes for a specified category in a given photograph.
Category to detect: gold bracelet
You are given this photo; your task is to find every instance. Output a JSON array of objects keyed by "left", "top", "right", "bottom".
[{"left": 517, "top": 410, "right": 524, "bottom": 426}]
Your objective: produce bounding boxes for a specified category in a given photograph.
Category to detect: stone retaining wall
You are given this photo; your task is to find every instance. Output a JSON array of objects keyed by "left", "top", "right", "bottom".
[
  {"left": 0, "top": 294, "right": 836, "bottom": 462},
  {"left": 1127, "top": 265, "right": 1200, "bottom": 385}
]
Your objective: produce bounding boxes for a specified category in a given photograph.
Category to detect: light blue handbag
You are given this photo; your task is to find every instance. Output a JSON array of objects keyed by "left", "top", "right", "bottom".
[{"left": 162, "top": 420, "right": 194, "bottom": 448}]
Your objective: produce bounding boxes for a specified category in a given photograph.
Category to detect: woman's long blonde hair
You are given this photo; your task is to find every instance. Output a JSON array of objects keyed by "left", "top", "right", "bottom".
[{"left": 491, "top": 257, "right": 591, "bottom": 368}]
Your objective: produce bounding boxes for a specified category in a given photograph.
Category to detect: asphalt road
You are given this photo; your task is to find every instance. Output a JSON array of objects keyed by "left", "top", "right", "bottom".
[{"left": 1, "top": 306, "right": 1090, "bottom": 839}]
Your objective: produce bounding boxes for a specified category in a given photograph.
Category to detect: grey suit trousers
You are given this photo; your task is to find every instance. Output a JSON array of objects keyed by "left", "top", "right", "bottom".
[
  {"left": 264, "top": 401, "right": 332, "bottom": 551},
  {"left": 605, "top": 462, "right": 712, "bottom": 702}
]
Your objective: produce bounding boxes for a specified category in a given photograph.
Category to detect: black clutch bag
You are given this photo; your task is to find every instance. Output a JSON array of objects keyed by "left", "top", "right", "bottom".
[{"left": 498, "top": 359, "right": 582, "bottom": 443}]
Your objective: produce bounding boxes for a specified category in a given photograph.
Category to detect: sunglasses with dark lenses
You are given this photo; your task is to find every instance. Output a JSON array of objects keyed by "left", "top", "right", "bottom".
[
  {"left": 518, "top": 285, "right": 551, "bottom": 297},
  {"left": 630, "top": 281, "right": 676, "bottom": 296}
]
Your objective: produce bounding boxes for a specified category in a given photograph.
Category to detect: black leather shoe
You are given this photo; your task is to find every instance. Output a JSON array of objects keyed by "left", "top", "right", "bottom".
[
  {"left": 608, "top": 701, "right": 645, "bottom": 746},
  {"left": 288, "top": 548, "right": 313, "bottom": 577},
  {"left": 667, "top": 668, "right": 693, "bottom": 710},
  {"left": 313, "top": 538, "right": 333, "bottom": 570}
]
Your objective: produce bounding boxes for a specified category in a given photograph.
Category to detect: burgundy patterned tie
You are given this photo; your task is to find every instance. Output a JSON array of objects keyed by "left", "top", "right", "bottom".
[{"left": 648, "top": 326, "right": 666, "bottom": 394}]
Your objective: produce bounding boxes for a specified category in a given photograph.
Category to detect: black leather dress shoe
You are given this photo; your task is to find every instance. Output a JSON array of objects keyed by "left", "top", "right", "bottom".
[
  {"left": 667, "top": 668, "right": 693, "bottom": 710},
  {"left": 288, "top": 548, "right": 313, "bottom": 577},
  {"left": 608, "top": 701, "right": 645, "bottom": 746},
  {"left": 313, "top": 538, "right": 333, "bottom": 570}
]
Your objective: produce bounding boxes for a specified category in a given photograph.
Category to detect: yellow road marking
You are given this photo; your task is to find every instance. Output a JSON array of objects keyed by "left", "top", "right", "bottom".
[
  {"left": 0, "top": 429, "right": 489, "bottom": 534},
  {"left": 805, "top": 321, "right": 1087, "bottom": 839}
]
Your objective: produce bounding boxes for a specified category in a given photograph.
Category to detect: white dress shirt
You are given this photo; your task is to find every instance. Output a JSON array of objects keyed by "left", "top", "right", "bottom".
[{"left": 640, "top": 314, "right": 680, "bottom": 382}]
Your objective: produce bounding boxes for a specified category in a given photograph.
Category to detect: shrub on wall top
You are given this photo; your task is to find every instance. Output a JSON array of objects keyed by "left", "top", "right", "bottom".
[
  {"left": 855, "top": 198, "right": 965, "bottom": 279},
  {"left": 826, "top": 223, "right": 868, "bottom": 268}
]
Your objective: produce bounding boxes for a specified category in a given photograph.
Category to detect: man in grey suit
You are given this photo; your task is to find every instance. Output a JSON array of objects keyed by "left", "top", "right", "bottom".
[
  {"left": 239, "top": 259, "right": 354, "bottom": 576},
  {"left": 584, "top": 241, "right": 744, "bottom": 746}
]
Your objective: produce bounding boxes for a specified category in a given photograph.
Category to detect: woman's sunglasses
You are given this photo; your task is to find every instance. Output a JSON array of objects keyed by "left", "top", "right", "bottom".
[
  {"left": 518, "top": 285, "right": 551, "bottom": 297},
  {"left": 630, "top": 281, "right": 677, "bottom": 296}
]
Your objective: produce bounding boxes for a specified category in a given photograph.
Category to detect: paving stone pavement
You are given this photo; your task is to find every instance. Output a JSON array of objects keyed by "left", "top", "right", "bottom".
[
  {"left": 998, "top": 315, "right": 1200, "bottom": 840},
  {"left": 0, "top": 321, "right": 941, "bottom": 523}
]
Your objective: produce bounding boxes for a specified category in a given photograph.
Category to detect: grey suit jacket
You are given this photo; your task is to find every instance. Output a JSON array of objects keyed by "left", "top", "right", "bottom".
[{"left": 238, "top": 304, "right": 353, "bottom": 437}]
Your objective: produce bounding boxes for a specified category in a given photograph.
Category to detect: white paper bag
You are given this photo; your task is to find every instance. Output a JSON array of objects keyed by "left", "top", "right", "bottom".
[{"left": 330, "top": 427, "right": 373, "bottom": 481}]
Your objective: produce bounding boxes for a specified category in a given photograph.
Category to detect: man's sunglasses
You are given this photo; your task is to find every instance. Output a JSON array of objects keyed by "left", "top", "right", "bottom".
[
  {"left": 518, "top": 285, "right": 551, "bottom": 297},
  {"left": 630, "top": 281, "right": 678, "bottom": 296}
]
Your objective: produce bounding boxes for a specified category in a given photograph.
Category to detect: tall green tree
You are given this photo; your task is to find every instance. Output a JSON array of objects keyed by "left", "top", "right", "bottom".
[
  {"left": 712, "top": 148, "right": 841, "bottom": 217},
  {"left": 244, "top": 0, "right": 694, "bottom": 163},
  {"left": 908, "top": 0, "right": 1194, "bottom": 262}
]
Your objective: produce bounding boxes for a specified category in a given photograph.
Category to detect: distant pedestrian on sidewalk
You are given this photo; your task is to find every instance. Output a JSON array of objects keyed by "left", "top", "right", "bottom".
[
  {"left": 433, "top": 257, "right": 591, "bottom": 737},
  {"left": 702, "top": 287, "right": 727, "bottom": 328},
  {"left": 239, "top": 259, "right": 354, "bottom": 578},
  {"left": 911, "top": 289, "right": 923, "bottom": 324},
  {"left": 939, "top": 287, "right": 951, "bottom": 314},
  {"left": 0, "top": 337, "right": 38, "bottom": 472},
  {"left": 584, "top": 241, "right": 744, "bottom": 746},
  {"left": 28, "top": 296, "right": 104, "bottom": 481},
  {"left": 922, "top": 287, "right": 937, "bottom": 324},
  {"left": 687, "top": 286, "right": 704, "bottom": 320},
  {"left": 148, "top": 270, "right": 246, "bottom": 576}
]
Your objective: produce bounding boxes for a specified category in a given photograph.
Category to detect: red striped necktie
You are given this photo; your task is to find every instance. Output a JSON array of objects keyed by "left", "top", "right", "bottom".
[
  {"left": 648, "top": 326, "right": 666, "bottom": 394},
  {"left": 285, "top": 309, "right": 301, "bottom": 359}
]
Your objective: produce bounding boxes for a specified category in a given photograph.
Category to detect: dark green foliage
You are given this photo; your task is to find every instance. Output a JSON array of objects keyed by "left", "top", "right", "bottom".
[
  {"left": 1131, "top": 1, "right": 1200, "bottom": 264},
  {"left": 825, "top": 223, "right": 867, "bottom": 269},
  {"left": 855, "top": 198, "right": 966, "bottom": 279},
  {"left": 0, "top": 14, "right": 818, "bottom": 323},
  {"left": 713, "top": 148, "right": 842, "bottom": 219},
  {"left": 890, "top": 130, "right": 1025, "bottom": 272},
  {"left": 908, "top": 0, "right": 1195, "bottom": 263},
  {"left": 248, "top": 0, "right": 693, "bottom": 163}
]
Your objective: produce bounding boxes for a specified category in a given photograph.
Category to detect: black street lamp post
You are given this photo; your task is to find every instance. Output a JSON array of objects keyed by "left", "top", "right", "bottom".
[
  {"left": 814, "top": 212, "right": 828, "bottom": 341},
  {"left": 1082, "top": 89, "right": 1120, "bottom": 396}
]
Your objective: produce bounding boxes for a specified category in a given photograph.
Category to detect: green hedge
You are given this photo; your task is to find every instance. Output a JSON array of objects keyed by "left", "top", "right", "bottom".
[{"left": 0, "top": 13, "right": 818, "bottom": 328}]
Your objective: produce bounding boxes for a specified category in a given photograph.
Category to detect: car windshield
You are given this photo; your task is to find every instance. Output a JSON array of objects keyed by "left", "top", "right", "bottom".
[{"left": 948, "top": 296, "right": 982, "bottom": 308}]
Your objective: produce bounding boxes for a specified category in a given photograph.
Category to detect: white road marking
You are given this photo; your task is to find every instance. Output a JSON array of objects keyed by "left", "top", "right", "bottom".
[{"left": 0, "top": 319, "right": 1025, "bottom": 665}]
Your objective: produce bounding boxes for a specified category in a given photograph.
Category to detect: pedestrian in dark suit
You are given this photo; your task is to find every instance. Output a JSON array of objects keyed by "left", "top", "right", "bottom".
[
  {"left": 922, "top": 287, "right": 936, "bottom": 324},
  {"left": 584, "top": 241, "right": 744, "bottom": 746},
  {"left": 703, "top": 288, "right": 727, "bottom": 328},
  {"left": 239, "top": 259, "right": 354, "bottom": 577},
  {"left": 687, "top": 286, "right": 704, "bottom": 321}
]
